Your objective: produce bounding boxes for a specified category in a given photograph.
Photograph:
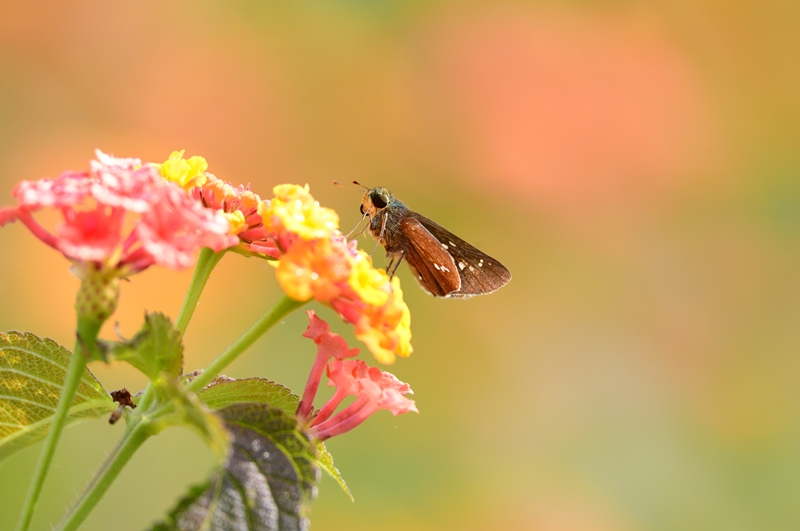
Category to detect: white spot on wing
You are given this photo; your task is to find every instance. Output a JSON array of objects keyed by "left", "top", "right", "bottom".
[
  {"left": 434, "top": 263, "right": 441, "bottom": 270},
  {"left": 469, "top": 266, "right": 475, "bottom": 272},
  {"left": 442, "top": 244, "right": 448, "bottom": 250},
  {"left": 449, "top": 241, "right": 456, "bottom": 247},
  {"left": 441, "top": 265, "right": 450, "bottom": 272},
  {"left": 459, "top": 262, "right": 466, "bottom": 270}
]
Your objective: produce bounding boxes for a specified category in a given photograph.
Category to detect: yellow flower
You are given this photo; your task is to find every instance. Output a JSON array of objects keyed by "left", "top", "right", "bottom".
[
  {"left": 159, "top": 150, "right": 208, "bottom": 190},
  {"left": 353, "top": 277, "right": 412, "bottom": 364},
  {"left": 347, "top": 251, "right": 390, "bottom": 307},
  {"left": 263, "top": 184, "right": 339, "bottom": 241},
  {"left": 223, "top": 210, "right": 247, "bottom": 235}
]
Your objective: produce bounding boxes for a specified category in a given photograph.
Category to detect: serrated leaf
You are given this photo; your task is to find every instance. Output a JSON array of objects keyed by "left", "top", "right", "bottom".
[
  {"left": 0, "top": 331, "right": 115, "bottom": 461},
  {"left": 150, "top": 403, "right": 319, "bottom": 531},
  {"left": 314, "top": 442, "right": 353, "bottom": 501},
  {"left": 155, "top": 381, "right": 231, "bottom": 461},
  {"left": 198, "top": 377, "right": 298, "bottom": 413},
  {"left": 106, "top": 313, "right": 183, "bottom": 380},
  {"left": 198, "top": 377, "right": 350, "bottom": 499}
]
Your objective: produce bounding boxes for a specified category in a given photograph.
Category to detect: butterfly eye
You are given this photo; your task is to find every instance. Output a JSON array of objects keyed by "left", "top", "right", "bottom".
[
  {"left": 371, "top": 193, "right": 388, "bottom": 209},
  {"left": 360, "top": 204, "right": 365, "bottom": 215}
]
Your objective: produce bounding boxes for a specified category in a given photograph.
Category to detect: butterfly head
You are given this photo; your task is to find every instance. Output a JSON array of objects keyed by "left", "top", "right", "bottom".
[{"left": 360, "top": 186, "right": 394, "bottom": 219}]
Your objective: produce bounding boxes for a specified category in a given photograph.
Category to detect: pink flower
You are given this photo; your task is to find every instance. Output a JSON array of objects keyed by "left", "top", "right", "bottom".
[
  {"left": 1, "top": 150, "right": 238, "bottom": 277},
  {"left": 132, "top": 183, "right": 236, "bottom": 271},
  {"left": 56, "top": 206, "right": 126, "bottom": 262},
  {"left": 0, "top": 207, "right": 18, "bottom": 227},
  {"left": 14, "top": 170, "right": 94, "bottom": 208},
  {"left": 295, "top": 313, "right": 417, "bottom": 440},
  {"left": 308, "top": 358, "right": 417, "bottom": 440},
  {"left": 89, "top": 150, "right": 163, "bottom": 212},
  {"left": 296, "top": 311, "right": 360, "bottom": 420},
  {"left": 188, "top": 172, "right": 280, "bottom": 258}
]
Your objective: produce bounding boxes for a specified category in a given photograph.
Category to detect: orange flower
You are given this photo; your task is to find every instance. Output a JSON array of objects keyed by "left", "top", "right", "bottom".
[{"left": 275, "top": 238, "right": 352, "bottom": 302}]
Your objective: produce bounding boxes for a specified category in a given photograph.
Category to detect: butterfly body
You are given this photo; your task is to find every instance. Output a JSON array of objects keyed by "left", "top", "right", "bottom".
[{"left": 359, "top": 186, "right": 511, "bottom": 298}]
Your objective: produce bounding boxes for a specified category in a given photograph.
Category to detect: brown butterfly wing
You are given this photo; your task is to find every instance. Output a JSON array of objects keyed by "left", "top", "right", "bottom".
[
  {"left": 406, "top": 213, "right": 511, "bottom": 298},
  {"left": 399, "top": 217, "right": 461, "bottom": 297}
]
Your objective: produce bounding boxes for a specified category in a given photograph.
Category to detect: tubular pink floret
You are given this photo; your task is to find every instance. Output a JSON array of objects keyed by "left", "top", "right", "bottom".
[
  {"left": 296, "top": 311, "right": 360, "bottom": 421},
  {"left": 304, "top": 354, "right": 417, "bottom": 440}
]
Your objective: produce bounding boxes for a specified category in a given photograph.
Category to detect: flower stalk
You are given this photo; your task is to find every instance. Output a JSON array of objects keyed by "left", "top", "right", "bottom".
[
  {"left": 15, "top": 317, "right": 103, "bottom": 531},
  {"left": 56, "top": 419, "right": 152, "bottom": 531},
  {"left": 186, "top": 295, "right": 306, "bottom": 393},
  {"left": 175, "top": 247, "right": 226, "bottom": 335}
]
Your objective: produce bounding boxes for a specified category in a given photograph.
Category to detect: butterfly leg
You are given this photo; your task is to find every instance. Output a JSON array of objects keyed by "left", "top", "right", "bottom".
[
  {"left": 370, "top": 214, "right": 390, "bottom": 257},
  {"left": 344, "top": 211, "right": 370, "bottom": 239},
  {"left": 387, "top": 250, "right": 406, "bottom": 278}
]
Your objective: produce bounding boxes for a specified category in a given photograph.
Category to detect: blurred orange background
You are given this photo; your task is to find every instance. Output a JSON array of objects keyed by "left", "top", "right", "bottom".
[{"left": 2, "top": 1, "right": 800, "bottom": 530}]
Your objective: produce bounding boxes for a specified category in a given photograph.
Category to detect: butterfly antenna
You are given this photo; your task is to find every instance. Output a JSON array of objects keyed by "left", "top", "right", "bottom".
[
  {"left": 351, "top": 180, "right": 370, "bottom": 190},
  {"left": 332, "top": 180, "right": 362, "bottom": 191}
]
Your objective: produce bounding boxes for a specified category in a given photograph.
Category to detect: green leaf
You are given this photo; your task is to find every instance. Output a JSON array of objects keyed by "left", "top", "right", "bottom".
[
  {"left": 0, "top": 331, "right": 115, "bottom": 461},
  {"left": 153, "top": 380, "right": 231, "bottom": 461},
  {"left": 198, "top": 377, "right": 351, "bottom": 499},
  {"left": 150, "top": 403, "right": 319, "bottom": 531},
  {"left": 198, "top": 377, "right": 298, "bottom": 413},
  {"left": 106, "top": 313, "right": 183, "bottom": 380},
  {"left": 314, "top": 442, "right": 353, "bottom": 501}
]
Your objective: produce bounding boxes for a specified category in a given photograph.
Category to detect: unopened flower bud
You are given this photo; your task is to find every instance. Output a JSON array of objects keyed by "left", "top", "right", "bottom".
[{"left": 73, "top": 263, "right": 120, "bottom": 324}]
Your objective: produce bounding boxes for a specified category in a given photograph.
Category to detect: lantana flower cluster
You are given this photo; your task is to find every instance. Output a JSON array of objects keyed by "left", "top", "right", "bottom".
[
  {"left": 263, "top": 185, "right": 412, "bottom": 364},
  {"left": 161, "top": 152, "right": 412, "bottom": 364},
  {"left": 0, "top": 150, "right": 237, "bottom": 321},
  {"left": 0, "top": 148, "right": 413, "bottom": 365},
  {"left": 296, "top": 311, "right": 417, "bottom": 440},
  {"left": 0, "top": 150, "right": 237, "bottom": 273}
]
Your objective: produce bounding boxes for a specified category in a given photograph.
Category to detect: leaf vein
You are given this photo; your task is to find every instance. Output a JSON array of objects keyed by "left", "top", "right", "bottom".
[{"left": 0, "top": 368, "right": 96, "bottom": 402}]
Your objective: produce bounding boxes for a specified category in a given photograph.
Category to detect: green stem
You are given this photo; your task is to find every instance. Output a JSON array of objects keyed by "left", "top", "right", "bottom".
[
  {"left": 138, "top": 248, "right": 224, "bottom": 412},
  {"left": 176, "top": 247, "right": 225, "bottom": 335},
  {"left": 56, "top": 420, "right": 152, "bottom": 531},
  {"left": 53, "top": 295, "right": 304, "bottom": 527},
  {"left": 187, "top": 295, "right": 306, "bottom": 393},
  {"left": 15, "top": 318, "right": 102, "bottom": 531}
]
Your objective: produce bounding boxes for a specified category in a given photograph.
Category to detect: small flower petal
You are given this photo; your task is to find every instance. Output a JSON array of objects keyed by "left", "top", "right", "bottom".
[
  {"left": 135, "top": 183, "right": 237, "bottom": 270},
  {"left": 0, "top": 207, "right": 18, "bottom": 226},
  {"left": 347, "top": 251, "right": 390, "bottom": 307},
  {"left": 302, "top": 310, "right": 360, "bottom": 361},
  {"left": 56, "top": 206, "right": 125, "bottom": 262},
  {"left": 351, "top": 276, "right": 412, "bottom": 364},
  {"left": 263, "top": 184, "right": 339, "bottom": 242},
  {"left": 13, "top": 170, "right": 93, "bottom": 209},
  {"left": 159, "top": 150, "right": 209, "bottom": 190},
  {"left": 90, "top": 150, "right": 162, "bottom": 212}
]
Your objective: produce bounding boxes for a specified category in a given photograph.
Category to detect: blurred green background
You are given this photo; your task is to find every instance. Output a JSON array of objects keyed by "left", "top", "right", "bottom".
[{"left": 2, "top": 1, "right": 800, "bottom": 530}]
